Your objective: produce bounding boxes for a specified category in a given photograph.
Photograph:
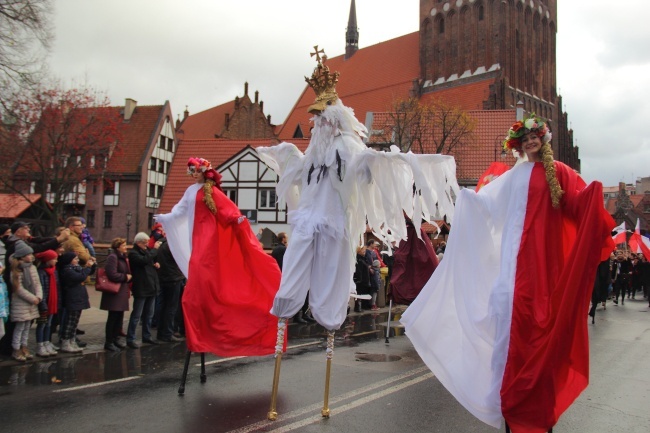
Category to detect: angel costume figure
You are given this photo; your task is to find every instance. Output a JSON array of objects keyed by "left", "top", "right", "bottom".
[
  {"left": 401, "top": 115, "right": 615, "bottom": 433},
  {"left": 155, "top": 158, "right": 283, "bottom": 357},
  {"left": 257, "top": 47, "right": 458, "bottom": 420}
]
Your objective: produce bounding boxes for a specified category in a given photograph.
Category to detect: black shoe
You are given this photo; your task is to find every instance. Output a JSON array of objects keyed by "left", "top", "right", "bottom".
[
  {"left": 104, "top": 343, "right": 121, "bottom": 352},
  {"left": 75, "top": 339, "right": 87, "bottom": 348},
  {"left": 613, "top": 299, "right": 618, "bottom": 305},
  {"left": 143, "top": 338, "right": 160, "bottom": 345},
  {"left": 293, "top": 316, "right": 307, "bottom": 324},
  {"left": 127, "top": 341, "right": 141, "bottom": 349},
  {"left": 75, "top": 329, "right": 85, "bottom": 335},
  {"left": 158, "top": 335, "right": 184, "bottom": 343},
  {"left": 303, "top": 312, "right": 316, "bottom": 323},
  {"left": 113, "top": 340, "right": 126, "bottom": 349}
]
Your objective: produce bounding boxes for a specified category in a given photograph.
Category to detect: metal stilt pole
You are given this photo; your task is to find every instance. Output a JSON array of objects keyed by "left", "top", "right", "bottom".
[
  {"left": 321, "top": 330, "right": 335, "bottom": 417},
  {"left": 267, "top": 318, "right": 288, "bottom": 421},
  {"left": 178, "top": 350, "right": 192, "bottom": 395},
  {"left": 200, "top": 352, "right": 206, "bottom": 383},
  {"left": 385, "top": 299, "right": 393, "bottom": 344}
]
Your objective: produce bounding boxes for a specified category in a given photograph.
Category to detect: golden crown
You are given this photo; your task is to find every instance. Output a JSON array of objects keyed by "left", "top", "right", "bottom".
[{"left": 305, "top": 46, "right": 339, "bottom": 113}]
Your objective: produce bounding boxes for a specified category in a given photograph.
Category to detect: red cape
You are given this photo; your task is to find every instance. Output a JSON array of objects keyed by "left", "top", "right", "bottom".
[
  {"left": 501, "top": 162, "right": 615, "bottom": 432},
  {"left": 390, "top": 222, "right": 439, "bottom": 305},
  {"left": 182, "top": 186, "right": 285, "bottom": 357}
]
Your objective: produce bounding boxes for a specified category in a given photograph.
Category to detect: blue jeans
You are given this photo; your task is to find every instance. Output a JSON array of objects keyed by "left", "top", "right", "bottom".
[{"left": 127, "top": 296, "right": 155, "bottom": 342}]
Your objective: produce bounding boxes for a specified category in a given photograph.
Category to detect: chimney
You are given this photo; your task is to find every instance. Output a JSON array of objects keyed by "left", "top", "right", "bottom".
[
  {"left": 235, "top": 96, "right": 240, "bottom": 108},
  {"left": 255, "top": 90, "right": 259, "bottom": 104},
  {"left": 124, "top": 98, "right": 137, "bottom": 121},
  {"left": 175, "top": 115, "right": 181, "bottom": 129},
  {"left": 244, "top": 82, "right": 248, "bottom": 96},
  {"left": 516, "top": 100, "right": 524, "bottom": 120},
  {"left": 267, "top": 114, "right": 272, "bottom": 124},
  {"left": 184, "top": 105, "right": 189, "bottom": 119},
  {"left": 225, "top": 113, "right": 230, "bottom": 129},
  {"left": 619, "top": 182, "right": 626, "bottom": 194},
  {"left": 260, "top": 101, "right": 264, "bottom": 112}
]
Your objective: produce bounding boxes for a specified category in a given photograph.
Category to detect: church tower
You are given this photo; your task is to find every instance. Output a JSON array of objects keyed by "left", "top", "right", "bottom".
[
  {"left": 345, "top": 0, "right": 359, "bottom": 60},
  {"left": 419, "top": 0, "right": 557, "bottom": 120}
]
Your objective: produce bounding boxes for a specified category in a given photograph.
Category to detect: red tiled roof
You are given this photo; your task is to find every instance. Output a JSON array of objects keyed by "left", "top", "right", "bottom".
[
  {"left": 420, "top": 78, "right": 495, "bottom": 111},
  {"left": 278, "top": 32, "right": 420, "bottom": 141},
  {"left": 109, "top": 104, "right": 165, "bottom": 174},
  {"left": 368, "top": 109, "right": 516, "bottom": 183},
  {"left": 176, "top": 99, "right": 238, "bottom": 141},
  {"left": 0, "top": 194, "right": 43, "bottom": 218}
]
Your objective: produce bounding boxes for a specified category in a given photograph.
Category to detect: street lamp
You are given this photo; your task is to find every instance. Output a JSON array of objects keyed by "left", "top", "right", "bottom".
[
  {"left": 126, "top": 211, "right": 132, "bottom": 243},
  {"left": 494, "top": 136, "right": 507, "bottom": 161}
]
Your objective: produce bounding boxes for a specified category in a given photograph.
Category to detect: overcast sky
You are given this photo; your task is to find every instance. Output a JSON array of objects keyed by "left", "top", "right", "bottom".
[{"left": 49, "top": 0, "right": 650, "bottom": 188}]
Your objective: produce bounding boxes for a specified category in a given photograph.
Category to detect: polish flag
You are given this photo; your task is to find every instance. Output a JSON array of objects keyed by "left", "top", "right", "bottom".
[
  {"left": 611, "top": 221, "right": 626, "bottom": 244},
  {"left": 402, "top": 162, "right": 615, "bottom": 433},
  {"left": 628, "top": 219, "right": 650, "bottom": 256}
]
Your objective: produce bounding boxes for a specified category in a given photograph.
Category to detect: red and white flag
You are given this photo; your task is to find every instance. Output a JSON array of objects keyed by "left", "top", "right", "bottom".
[
  {"left": 628, "top": 219, "right": 650, "bottom": 256},
  {"left": 611, "top": 221, "right": 626, "bottom": 244}
]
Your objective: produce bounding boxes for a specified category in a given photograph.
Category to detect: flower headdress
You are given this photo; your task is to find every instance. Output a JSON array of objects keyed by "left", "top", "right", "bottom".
[
  {"left": 502, "top": 113, "right": 552, "bottom": 151},
  {"left": 187, "top": 157, "right": 211, "bottom": 174},
  {"left": 187, "top": 157, "right": 223, "bottom": 214}
]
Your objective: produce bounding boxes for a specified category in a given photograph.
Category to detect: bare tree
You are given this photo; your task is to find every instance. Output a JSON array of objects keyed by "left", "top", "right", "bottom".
[
  {"left": 0, "top": 0, "right": 53, "bottom": 106},
  {"left": 0, "top": 85, "right": 124, "bottom": 228},
  {"left": 382, "top": 97, "right": 476, "bottom": 154}
]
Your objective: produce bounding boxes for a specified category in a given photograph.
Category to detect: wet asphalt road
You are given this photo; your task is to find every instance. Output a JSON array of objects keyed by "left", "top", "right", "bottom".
[{"left": 0, "top": 301, "right": 649, "bottom": 433}]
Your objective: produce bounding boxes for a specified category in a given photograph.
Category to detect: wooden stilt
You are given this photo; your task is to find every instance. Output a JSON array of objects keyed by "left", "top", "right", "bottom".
[
  {"left": 321, "top": 330, "right": 335, "bottom": 417},
  {"left": 267, "top": 318, "right": 288, "bottom": 421}
]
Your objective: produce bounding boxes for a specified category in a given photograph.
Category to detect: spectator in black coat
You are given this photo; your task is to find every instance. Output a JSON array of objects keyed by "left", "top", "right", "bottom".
[
  {"left": 58, "top": 252, "right": 95, "bottom": 353},
  {"left": 155, "top": 239, "right": 185, "bottom": 342},
  {"left": 126, "top": 232, "right": 161, "bottom": 347}
]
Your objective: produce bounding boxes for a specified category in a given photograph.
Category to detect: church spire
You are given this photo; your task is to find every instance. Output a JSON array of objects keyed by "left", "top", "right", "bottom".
[{"left": 345, "top": 0, "right": 359, "bottom": 60}]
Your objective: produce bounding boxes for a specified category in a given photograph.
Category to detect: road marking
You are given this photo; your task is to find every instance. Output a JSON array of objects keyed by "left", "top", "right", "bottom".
[
  {"left": 226, "top": 366, "right": 431, "bottom": 433},
  {"left": 196, "top": 341, "right": 323, "bottom": 367},
  {"left": 52, "top": 376, "right": 141, "bottom": 393},
  {"left": 265, "top": 373, "right": 433, "bottom": 432}
]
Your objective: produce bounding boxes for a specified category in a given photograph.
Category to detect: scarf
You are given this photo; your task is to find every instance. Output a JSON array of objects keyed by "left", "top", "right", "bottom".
[
  {"left": 44, "top": 266, "right": 58, "bottom": 314},
  {"left": 19, "top": 262, "right": 35, "bottom": 293}
]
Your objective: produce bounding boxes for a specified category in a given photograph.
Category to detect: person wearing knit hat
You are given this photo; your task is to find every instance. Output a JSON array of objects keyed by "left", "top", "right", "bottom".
[
  {"left": 12, "top": 240, "right": 34, "bottom": 259},
  {"left": 57, "top": 251, "right": 95, "bottom": 353},
  {"left": 35, "top": 250, "right": 60, "bottom": 357},
  {"left": 9, "top": 240, "right": 42, "bottom": 362}
]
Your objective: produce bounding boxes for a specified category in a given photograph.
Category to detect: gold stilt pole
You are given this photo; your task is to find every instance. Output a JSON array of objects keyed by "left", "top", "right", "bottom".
[
  {"left": 321, "top": 330, "right": 335, "bottom": 417},
  {"left": 268, "top": 318, "right": 287, "bottom": 421}
]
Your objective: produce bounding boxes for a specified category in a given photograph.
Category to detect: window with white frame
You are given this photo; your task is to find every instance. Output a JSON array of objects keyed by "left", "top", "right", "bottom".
[
  {"left": 223, "top": 188, "right": 237, "bottom": 203},
  {"left": 104, "top": 180, "right": 120, "bottom": 206},
  {"left": 259, "top": 189, "right": 276, "bottom": 209}
]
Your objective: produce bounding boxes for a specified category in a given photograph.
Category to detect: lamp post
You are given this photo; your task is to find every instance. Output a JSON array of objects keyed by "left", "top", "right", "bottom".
[
  {"left": 126, "top": 211, "right": 132, "bottom": 244},
  {"left": 494, "top": 136, "right": 507, "bottom": 161}
]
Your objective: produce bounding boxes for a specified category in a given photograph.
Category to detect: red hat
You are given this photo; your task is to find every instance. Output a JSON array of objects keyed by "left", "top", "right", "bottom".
[{"left": 35, "top": 250, "right": 58, "bottom": 263}]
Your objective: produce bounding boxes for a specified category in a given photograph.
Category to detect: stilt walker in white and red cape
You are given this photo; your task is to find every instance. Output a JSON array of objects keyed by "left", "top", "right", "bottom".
[
  {"left": 402, "top": 114, "right": 615, "bottom": 433},
  {"left": 257, "top": 46, "right": 459, "bottom": 420}
]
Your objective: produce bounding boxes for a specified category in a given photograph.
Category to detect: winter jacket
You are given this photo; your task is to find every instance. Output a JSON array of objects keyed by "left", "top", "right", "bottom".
[
  {"left": 100, "top": 252, "right": 131, "bottom": 312},
  {"left": 155, "top": 241, "right": 184, "bottom": 283},
  {"left": 128, "top": 246, "right": 160, "bottom": 298},
  {"left": 0, "top": 275, "right": 9, "bottom": 321},
  {"left": 59, "top": 263, "right": 95, "bottom": 311},
  {"left": 62, "top": 232, "right": 91, "bottom": 265},
  {"left": 10, "top": 264, "right": 43, "bottom": 322}
]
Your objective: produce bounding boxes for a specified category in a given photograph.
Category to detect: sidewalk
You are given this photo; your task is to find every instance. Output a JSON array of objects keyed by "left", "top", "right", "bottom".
[{"left": 0, "top": 285, "right": 400, "bottom": 366}]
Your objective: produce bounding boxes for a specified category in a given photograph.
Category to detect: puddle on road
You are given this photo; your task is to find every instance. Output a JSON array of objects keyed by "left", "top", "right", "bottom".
[
  {"left": 0, "top": 311, "right": 408, "bottom": 390},
  {"left": 355, "top": 353, "right": 403, "bottom": 362}
]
